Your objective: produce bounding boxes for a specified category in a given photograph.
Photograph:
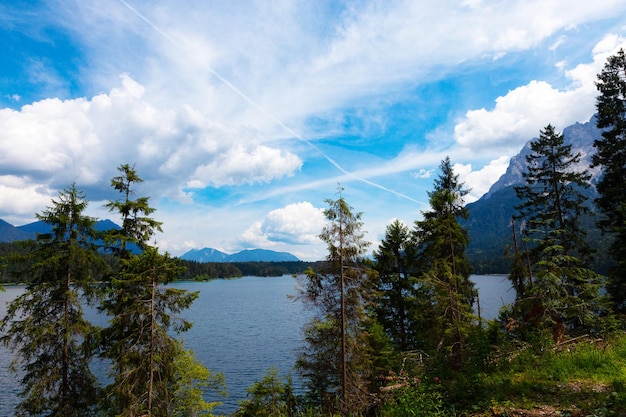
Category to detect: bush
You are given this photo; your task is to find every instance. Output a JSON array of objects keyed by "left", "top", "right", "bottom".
[{"left": 378, "top": 383, "right": 446, "bottom": 417}]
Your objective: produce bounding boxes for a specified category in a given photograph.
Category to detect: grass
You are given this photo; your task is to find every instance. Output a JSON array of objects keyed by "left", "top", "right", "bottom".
[{"left": 457, "top": 333, "right": 626, "bottom": 416}]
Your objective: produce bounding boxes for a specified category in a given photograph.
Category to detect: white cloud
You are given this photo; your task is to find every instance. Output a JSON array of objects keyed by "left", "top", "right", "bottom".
[
  {"left": 188, "top": 144, "right": 302, "bottom": 188},
  {"left": 454, "top": 156, "right": 510, "bottom": 202},
  {"left": 4, "top": 0, "right": 626, "bottom": 259},
  {"left": 50, "top": 0, "right": 626, "bottom": 134},
  {"left": 0, "top": 75, "right": 303, "bottom": 220},
  {"left": 454, "top": 35, "right": 626, "bottom": 157},
  {"left": 0, "top": 176, "right": 54, "bottom": 225},
  {"left": 413, "top": 169, "right": 433, "bottom": 179},
  {"left": 241, "top": 202, "right": 325, "bottom": 248},
  {"left": 261, "top": 202, "right": 326, "bottom": 244}
]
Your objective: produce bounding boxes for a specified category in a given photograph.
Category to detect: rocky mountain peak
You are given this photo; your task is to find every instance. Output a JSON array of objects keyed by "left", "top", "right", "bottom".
[{"left": 483, "top": 115, "right": 603, "bottom": 200}]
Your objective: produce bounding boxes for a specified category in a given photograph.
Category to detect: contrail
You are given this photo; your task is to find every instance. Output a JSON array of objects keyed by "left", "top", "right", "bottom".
[{"left": 117, "top": 0, "right": 423, "bottom": 205}]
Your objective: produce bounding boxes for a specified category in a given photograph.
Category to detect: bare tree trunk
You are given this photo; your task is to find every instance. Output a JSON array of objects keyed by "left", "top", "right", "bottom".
[{"left": 147, "top": 274, "right": 156, "bottom": 416}]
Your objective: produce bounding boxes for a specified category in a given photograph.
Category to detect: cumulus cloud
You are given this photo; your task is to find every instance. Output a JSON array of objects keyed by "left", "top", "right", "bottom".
[
  {"left": 0, "top": 75, "right": 303, "bottom": 220},
  {"left": 4, "top": 0, "right": 626, "bottom": 257},
  {"left": 454, "top": 35, "right": 626, "bottom": 156},
  {"left": 454, "top": 156, "right": 510, "bottom": 202},
  {"left": 0, "top": 176, "right": 54, "bottom": 224},
  {"left": 241, "top": 202, "right": 326, "bottom": 247},
  {"left": 262, "top": 202, "right": 326, "bottom": 244}
]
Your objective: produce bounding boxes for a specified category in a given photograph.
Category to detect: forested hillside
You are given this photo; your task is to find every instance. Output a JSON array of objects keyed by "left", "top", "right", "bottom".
[{"left": 463, "top": 116, "right": 613, "bottom": 275}]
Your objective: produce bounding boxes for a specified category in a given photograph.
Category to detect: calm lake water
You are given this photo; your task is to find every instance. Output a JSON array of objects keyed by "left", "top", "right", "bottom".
[{"left": 0, "top": 274, "right": 514, "bottom": 416}]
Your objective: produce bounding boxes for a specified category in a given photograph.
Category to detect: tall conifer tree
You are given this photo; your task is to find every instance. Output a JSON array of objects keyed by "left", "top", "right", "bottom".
[
  {"left": 373, "top": 219, "right": 424, "bottom": 352},
  {"left": 0, "top": 184, "right": 104, "bottom": 416},
  {"left": 100, "top": 164, "right": 217, "bottom": 417},
  {"left": 514, "top": 125, "right": 603, "bottom": 341},
  {"left": 413, "top": 157, "right": 476, "bottom": 369},
  {"left": 295, "top": 187, "right": 375, "bottom": 415},
  {"left": 594, "top": 48, "right": 626, "bottom": 311}
]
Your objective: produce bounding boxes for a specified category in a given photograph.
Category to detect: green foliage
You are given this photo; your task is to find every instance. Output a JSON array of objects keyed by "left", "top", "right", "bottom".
[
  {"left": 413, "top": 157, "right": 477, "bottom": 369},
  {"left": 101, "top": 247, "right": 200, "bottom": 417},
  {"left": 171, "top": 347, "right": 226, "bottom": 417},
  {"left": 373, "top": 219, "right": 424, "bottom": 352},
  {"left": 594, "top": 48, "right": 626, "bottom": 312},
  {"left": 0, "top": 184, "right": 105, "bottom": 416},
  {"left": 178, "top": 259, "right": 243, "bottom": 279},
  {"left": 378, "top": 383, "right": 446, "bottom": 417},
  {"left": 102, "top": 163, "right": 163, "bottom": 256},
  {"left": 512, "top": 124, "right": 605, "bottom": 341},
  {"left": 234, "top": 367, "right": 295, "bottom": 417},
  {"left": 515, "top": 124, "right": 593, "bottom": 261},
  {"left": 295, "top": 186, "right": 377, "bottom": 415},
  {"left": 99, "top": 164, "right": 212, "bottom": 417}
]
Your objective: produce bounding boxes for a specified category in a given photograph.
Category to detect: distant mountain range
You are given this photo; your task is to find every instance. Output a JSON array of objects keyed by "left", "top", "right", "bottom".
[
  {"left": 0, "top": 218, "right": 33, "bottom": 242},
  {"left": 0, "top": 219, "right": 142, "bottom": 254},
  {"left": 180, "top": 248, "right": 300, "bottom": 263},
  {"left": 0, "top": 219, "right": 301, "bottom": 263}
]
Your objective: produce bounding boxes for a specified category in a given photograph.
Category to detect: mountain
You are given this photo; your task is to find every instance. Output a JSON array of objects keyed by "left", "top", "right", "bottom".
[
  {"left": 225, "top": 249, "right": 300, "bottom": 262},
  {"left": 180, "top": 247, "right": 300, "bottom": 263},
  {"left": 464, "top": 116, "right": 609, "bottom": 274},
  {"left": 180, "top": 248, "right": 228, "bottom": 263},
  {"left": 1, "top": 219, "right": 140, "bottom": 254},
  {"left": 17, "top": 219, "right": 126, "bottom": 236},
  {"left": 0, "top": 219, "right": 34, "bottom": 242},
  {"left": 16, "top": 220, "right": 50, "bottom": 236},
  {"left": 484, "top": 115, "right": 602, "bottom": 199}
]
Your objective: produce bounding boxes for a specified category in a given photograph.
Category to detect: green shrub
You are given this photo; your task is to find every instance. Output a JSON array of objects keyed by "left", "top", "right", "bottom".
[{"left": 378, "top": 383, "right": 446, "bottom": 417}]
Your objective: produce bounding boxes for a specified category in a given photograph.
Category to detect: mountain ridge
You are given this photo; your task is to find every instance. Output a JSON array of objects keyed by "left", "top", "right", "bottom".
[
  {"left": 0, "top": 219, "right": 300, "bottom": 263},
  {"left": 483, "top": 115, "right": 602, "bottom": 199},
  {"left": 464, "top": 115, "right": 610, "bottom": 274},
  {"left": 180, "top": 247, "right": 300, "bottom": 263}
]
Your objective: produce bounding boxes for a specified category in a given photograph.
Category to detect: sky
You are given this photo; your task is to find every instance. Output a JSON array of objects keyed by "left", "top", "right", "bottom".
[{"left": 1, "top": 0, "right": 626, "bottom": 261}]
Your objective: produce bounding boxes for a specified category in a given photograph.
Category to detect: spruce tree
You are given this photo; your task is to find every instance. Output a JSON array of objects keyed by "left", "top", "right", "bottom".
[
  {"left": 0, "top": 184, "right": 105, "bottom": 416},
  {"left": 594, "top": 48, "right": 626, "bottom": 311},
  {"left": 295, "top": 187, "right": 375, "bottom": 415},
  {"left": 102, "top": 163, "right": 163, "bottom": 257},
  {"left": 103, "top": 247, "right": 199, "bottom": 416},
  {"left": 373, "top": 219, "right": 424, "bottom": 352},
  {"left": 514, "top": 125, "right": 603, "bottom": 341},
  {"left": 100, "top": 164, "right": 218, "bottom": 417},
  {"left": 413, "top": 157, "right": 476, "bottom": 369}
]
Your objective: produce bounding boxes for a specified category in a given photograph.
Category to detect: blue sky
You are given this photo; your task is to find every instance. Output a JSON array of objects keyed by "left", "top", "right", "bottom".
[{"left": 1, "top": 0, "right": 625, "bottom": 261}]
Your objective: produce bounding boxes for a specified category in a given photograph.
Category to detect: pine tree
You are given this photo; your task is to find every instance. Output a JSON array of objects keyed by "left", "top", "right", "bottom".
[
  {"left": 516, "top": 124, "right": 593, "bottom": 260},
  {"left": 100, "top": 164, "right": 218, "bottom": 417},
  {"left": 373, "top": 219, "right": 424, "bottom": 352},
  {"left": 102, "top": 163, "right": 163, "bottom": 257},
  {"left": 103, "top": 247, "right": 199, "bottom": 417},
  {"left": 593, "top": 48, "right": 626, "bottom": 311},
  {"left": 413, "top": 157, "right": 476, "bottom": 369},
  {"left": 514, "top": 125, "right": 603, "bottom": 341},
  {"left": 0, "top": 184, "right": 105, "bottom": 416},
  {"left": 295, "top": 186, "right": 375, "bottom": 415}
]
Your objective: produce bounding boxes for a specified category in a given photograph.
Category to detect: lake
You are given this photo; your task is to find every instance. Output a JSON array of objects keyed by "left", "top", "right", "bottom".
[{"left": 0, "top": 274, "right": 514, "bottom": 416}]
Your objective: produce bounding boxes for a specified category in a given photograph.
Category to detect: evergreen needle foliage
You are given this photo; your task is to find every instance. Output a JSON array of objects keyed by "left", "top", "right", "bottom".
[
  {"left": 295, "top": 186, "right": 377, "bottom": 415},
  {"left": 99, "top": 164, "right": 222, "bottom": 417},
  {"left": 0, "top": 184, "right": 105, "bottom": 417},
  {"left": 413, "top": 157, "right": 477, "bottom": 369},
  {"left": 512, "top": 124, "right": 604, "bottom": 341},
  {"left": 594, "top": 48, "right": 626, "bottom": 312}
]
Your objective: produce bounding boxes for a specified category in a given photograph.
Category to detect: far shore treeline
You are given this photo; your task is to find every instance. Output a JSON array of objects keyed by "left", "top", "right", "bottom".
[{"left": 0, "top": 240, "right": 325, "bottom": 283}]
